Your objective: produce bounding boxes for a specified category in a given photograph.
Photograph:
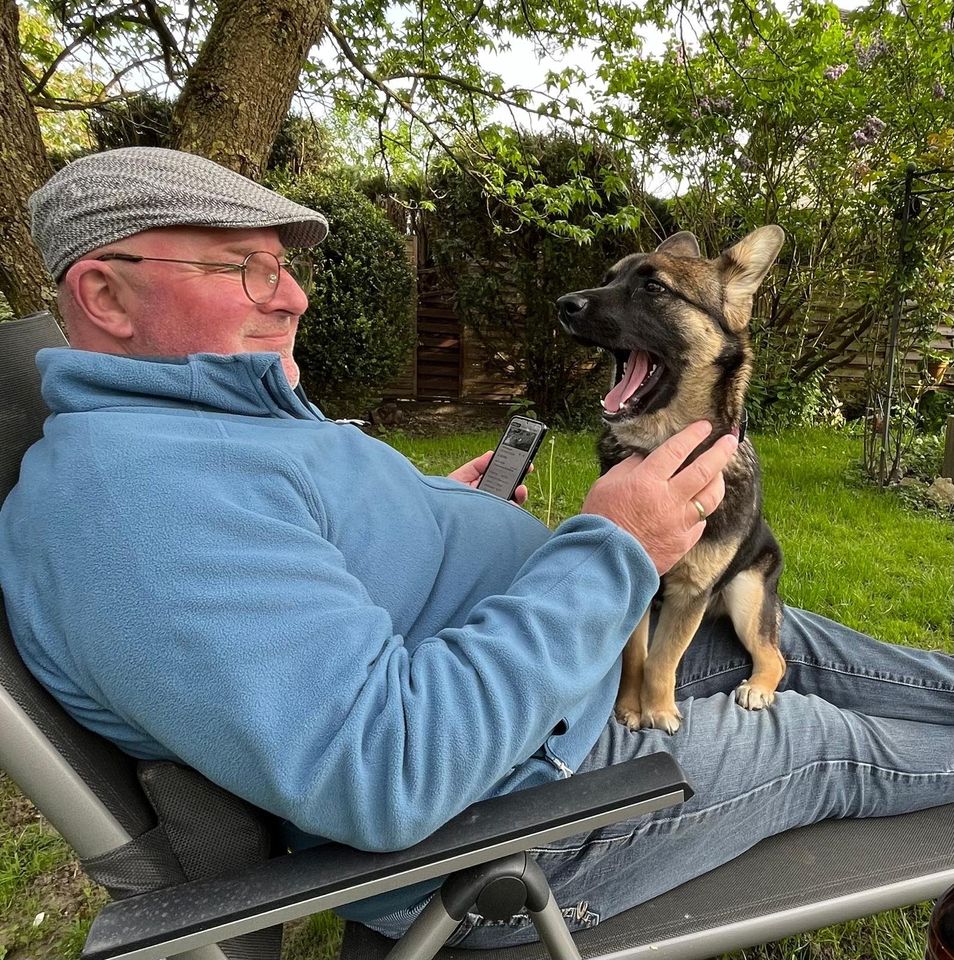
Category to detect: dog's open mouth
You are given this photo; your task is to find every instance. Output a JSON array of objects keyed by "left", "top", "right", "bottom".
[{"left": 602, "top": 350, "right": 666, "bottom": 420}]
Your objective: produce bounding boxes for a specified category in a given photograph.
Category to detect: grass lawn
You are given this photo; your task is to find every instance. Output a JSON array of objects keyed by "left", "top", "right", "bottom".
[{"left": 1, "top": 425, "right": 951, "bottom": 960}]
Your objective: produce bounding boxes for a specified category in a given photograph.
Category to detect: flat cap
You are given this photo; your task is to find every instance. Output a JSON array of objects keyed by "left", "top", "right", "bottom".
[{"left": 30, "top": 146, "right": 329, "bottom": 280}]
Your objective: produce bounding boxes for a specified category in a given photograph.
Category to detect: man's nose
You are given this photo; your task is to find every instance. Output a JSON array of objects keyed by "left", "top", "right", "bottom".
[{"left": 272, "top": 272, "right": 310, "bottom": 314}]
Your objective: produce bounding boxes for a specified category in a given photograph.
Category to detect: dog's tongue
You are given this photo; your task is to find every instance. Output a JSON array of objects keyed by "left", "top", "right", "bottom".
[{"left": 603, "top": 351, "right": 649, "bottom": 413}]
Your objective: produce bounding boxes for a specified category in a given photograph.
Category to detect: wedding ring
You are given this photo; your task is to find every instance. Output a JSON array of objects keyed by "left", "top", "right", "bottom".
[{"left": 691, "top": 498, "right": 707, "bottom": 523}]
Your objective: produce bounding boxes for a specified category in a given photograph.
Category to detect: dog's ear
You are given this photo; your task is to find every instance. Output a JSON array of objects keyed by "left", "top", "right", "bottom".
[
  {"left": 716, "top": 225, "right": 785, "bottom": 332},
  {"left": 655, "top": 231, "right": 700, "bottom": 258}
]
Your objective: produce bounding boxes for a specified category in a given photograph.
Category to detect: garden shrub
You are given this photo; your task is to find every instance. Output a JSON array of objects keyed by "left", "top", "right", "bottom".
[
  {"left": 269, "top": 172, "right": 414, "bottom": 418},
  {"left": 89, "top": 92, "right": 173, "bottom": 152},
  {"left": 916, "top": 387, "right": 954, "bottom": 434},
  {"left": 748, "top": 369, "right": 846, "bottom": 432}
]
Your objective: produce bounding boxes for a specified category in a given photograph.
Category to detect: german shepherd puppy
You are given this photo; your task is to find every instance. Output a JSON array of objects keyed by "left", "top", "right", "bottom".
[{"left": 557, "top": 226, "right": 786, "bottom": 734}]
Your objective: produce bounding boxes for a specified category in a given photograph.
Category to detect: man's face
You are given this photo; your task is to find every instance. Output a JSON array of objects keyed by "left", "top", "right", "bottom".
[{"left": 101, "top": 225, "right": 310, "bottom": 386}]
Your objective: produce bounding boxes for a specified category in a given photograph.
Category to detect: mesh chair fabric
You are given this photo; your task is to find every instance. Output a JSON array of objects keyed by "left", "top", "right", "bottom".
[
  {"left": 340, "top": 802, "right": 954, "bottom": 959},
  {"left": 80, "top": 823, "right": 187, "bottom": 897},
  {"left": 0, "top": 313, "right": 155, "bottom": 837},
  {"left": 137, "top": 761, "right": 274, "bottom": 880},
  {"left": 137, "top": 761, "right": 283, "bottom": 960},
  {"left": 0, "top": 312, "right": 65, "bottom": 503}
]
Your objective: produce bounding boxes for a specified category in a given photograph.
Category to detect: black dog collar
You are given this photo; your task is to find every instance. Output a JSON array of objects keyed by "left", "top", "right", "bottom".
[{"left": 731, "top": 408, "right": 748, "bottom": 444}]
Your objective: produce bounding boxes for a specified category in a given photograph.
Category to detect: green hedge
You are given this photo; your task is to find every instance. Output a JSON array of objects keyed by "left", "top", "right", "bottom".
[{"left": 269, "top": 172, "right": 414, "bottom": 418}]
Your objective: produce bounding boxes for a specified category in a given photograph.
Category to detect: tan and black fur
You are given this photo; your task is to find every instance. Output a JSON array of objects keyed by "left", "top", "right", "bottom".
[{"left": 557, "top": 226, "right": 786, "bottom": 734}]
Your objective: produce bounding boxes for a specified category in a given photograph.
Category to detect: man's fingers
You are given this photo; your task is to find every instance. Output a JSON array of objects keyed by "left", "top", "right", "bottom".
[
  {"left": 600, "top": 450, "right": 647, "bottom": 478},
  {"left": 686, "top": 471, "right": 726, "bottom": 524},
  {"left": 642, "top": 421, "right": 713, "bottom": 479},
  {"left": 670, "top": 433, "right": 738, "bottom": 499},
  {"left": 447, "top": 450, "right": 494, "bottom": 485}
]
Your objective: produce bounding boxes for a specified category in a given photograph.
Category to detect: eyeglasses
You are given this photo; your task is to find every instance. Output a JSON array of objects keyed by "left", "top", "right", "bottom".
[{"left": 93, "top": 250, "right": 314, "bottom": 305}]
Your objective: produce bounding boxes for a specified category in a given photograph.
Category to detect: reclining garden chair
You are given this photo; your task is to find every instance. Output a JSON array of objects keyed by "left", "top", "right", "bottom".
[{"left": 1, "top": 310, "right": 953, "bottom": 960}]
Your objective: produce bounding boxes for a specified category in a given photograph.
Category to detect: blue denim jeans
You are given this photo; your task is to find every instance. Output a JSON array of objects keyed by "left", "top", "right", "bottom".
[{"left": 370, "top": 607, "right": 954, "bottom": 947}]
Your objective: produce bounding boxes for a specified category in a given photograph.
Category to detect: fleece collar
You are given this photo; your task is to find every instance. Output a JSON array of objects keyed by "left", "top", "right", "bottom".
[{"left": 36, "top": 348, "right": 325, "bottom": 422}]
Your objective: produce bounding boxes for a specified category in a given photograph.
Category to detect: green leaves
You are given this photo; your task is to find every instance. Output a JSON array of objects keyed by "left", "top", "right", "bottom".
[{"left": 268, "top": 171, "right": 415, "bottom": 415}]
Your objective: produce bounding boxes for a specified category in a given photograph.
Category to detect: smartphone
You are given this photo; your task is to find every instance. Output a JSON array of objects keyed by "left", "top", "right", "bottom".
[{"left": 477, "top": 416, "right": 548, "bottom": 500}]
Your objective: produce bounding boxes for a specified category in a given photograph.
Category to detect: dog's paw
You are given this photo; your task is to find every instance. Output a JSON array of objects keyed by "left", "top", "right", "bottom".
[
  {"left": 614, "top": 701, "right": 642, "bottom": 731},
  {"left": 639, "top": 705, "right": 682, "bottom": 735},
  {"left": 735, "top": 680, "right": 776, "bottom": 711}
]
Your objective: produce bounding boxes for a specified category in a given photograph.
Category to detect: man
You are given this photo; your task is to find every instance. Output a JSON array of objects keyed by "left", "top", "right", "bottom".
[{"left": 1, "top": 147, "right": 952, "bottom": 949}]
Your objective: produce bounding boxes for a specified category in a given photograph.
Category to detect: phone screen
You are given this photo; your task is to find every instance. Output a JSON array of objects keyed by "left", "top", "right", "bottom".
[{"left": 477, "top": 417, "right": 547, "bottom": 500}]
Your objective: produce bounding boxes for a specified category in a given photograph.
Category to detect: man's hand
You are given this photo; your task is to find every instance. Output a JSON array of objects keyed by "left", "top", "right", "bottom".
[
  {"left": 581, "top": 420, "right": 736, "bottom": 575},
  {"left": 449, "top": 451, "right": 531, "bottom": 506}
]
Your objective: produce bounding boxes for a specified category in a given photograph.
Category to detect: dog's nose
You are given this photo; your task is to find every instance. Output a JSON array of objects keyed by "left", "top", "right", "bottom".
[{"left": 557, "top": 294, "right": 589, "bottom": 320}]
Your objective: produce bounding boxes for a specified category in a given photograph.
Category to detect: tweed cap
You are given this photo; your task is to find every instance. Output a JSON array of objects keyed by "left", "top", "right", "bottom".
[{"left": 30, "top": 146, "right": 329, "bottom": 280}]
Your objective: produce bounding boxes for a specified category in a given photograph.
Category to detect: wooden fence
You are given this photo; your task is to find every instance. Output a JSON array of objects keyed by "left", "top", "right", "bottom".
[
  {"left": 381, "top": 239, "right": 525, "bottom": 402},
  {"left": 823, "top": 319, "right": 954, "bottom": 393}
]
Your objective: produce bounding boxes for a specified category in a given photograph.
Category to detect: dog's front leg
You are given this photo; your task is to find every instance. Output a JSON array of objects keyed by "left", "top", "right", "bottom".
[
  {"left": 640, "top": 590, "right": 711, "bottom": 735},
  {"left": 723, "top": 568, "right": 786, "bottom": 710},
  {"left": 614, "top": 610, "right": 650, "bottom": 730}
]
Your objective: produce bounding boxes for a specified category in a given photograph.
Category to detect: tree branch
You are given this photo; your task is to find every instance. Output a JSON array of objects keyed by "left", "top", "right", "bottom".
[
  {"left": 325, "top": 19, "right": 496, "bottom": 191},
  {"left": 32, "top": 90, "right": 144, "bottom": 111},
  {"left": 380, "top": 69, "right": 643, "bottom": 147},
  {"left": 736, "top": 0, "right": 790, "bottom": 67},
  {"left": 139, "top": 0, "right": 184, "bottom": 81},
  {"left": 101, "top": 55, "right": 170, "bottom": 93},
  {"left": 29, "top": 2, "right": 141, "bottom": 97}
]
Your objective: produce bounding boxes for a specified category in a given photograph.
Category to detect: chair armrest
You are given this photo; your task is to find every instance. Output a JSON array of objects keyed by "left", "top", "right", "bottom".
[{"left": 83, "top": 751, "right": 692, "bottom": 960}]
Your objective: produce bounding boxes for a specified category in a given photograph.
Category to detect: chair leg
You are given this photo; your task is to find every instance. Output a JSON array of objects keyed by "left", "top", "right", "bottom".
[
  {"left": 384, "top": 852, "right": 580, "bottom": 960},
  {"left": 526, "top": 884, "right": 583, "bottom": 960},
  {"left": 382, "top": 892, "right": 464, "bottom": 960}
]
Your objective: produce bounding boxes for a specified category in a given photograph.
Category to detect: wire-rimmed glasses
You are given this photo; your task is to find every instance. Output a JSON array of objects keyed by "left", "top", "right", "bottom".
[{"left": 93, "top": 250, "right": 314, "bottom": 304}]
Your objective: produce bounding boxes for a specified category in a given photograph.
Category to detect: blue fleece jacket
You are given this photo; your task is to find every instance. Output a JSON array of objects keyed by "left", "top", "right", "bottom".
[{"left": 0, "top": 348, "right": 658, "bottom": 920}]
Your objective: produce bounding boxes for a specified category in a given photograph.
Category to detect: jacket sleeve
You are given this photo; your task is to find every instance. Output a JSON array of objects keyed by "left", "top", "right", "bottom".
[{"left": 61, "top": 444, "right": 659, "bottom": 851}]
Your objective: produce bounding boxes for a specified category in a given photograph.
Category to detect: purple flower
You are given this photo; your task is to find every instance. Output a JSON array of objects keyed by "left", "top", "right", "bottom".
[
  {"left": 934, "top": 81, "right": 947, "bottom": 99},
  {"left": 736, "top": 154, "right": 756, "bottom": 172},
  {"left": 825, "top": 63, "right": 849, "bottom": 81},
  {"left": 856, "top": 34, "right": 888, "bottom": 68},
  {"left": 693, "top": 97, "right": 733, "bottom": 116},
  {"left": 850, "top": 115, "right": 887, "bottom": 149}
]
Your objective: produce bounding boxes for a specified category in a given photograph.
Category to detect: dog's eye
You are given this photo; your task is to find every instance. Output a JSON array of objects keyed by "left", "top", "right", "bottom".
[{"left": 645, "top": 279, "right": 666, "bottom": 294}]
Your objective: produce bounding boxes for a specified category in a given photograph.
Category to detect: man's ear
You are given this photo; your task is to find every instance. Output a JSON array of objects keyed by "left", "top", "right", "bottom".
[
  {"left": 655, "top": 231, "right": 701, "bottom": 258},
  {"left": 716, "top": 225, "right": 785, "bottom": 332},
  {"left": 63, "top": 260, "right": 136, "bottom": 341}
]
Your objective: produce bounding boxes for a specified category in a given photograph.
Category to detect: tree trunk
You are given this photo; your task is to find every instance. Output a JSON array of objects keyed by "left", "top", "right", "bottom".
[
  {"left": 172, "top": 0, "right": 329, "bottom": 179},
  {"left": 0, "top": 0, "right": 55, "bottom": 317}
]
